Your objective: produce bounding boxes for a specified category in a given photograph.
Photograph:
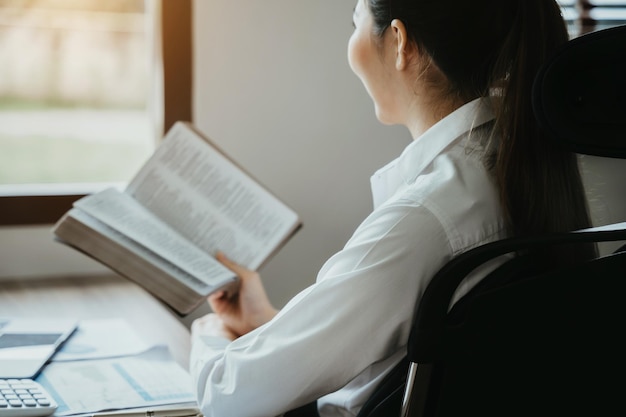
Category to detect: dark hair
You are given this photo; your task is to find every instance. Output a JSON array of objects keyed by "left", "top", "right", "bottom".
[{"left": 367, "top": 0, "right": 596, "bottom": 263}]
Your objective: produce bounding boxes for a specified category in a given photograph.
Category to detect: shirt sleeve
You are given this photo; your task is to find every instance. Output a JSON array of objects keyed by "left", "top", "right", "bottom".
[{"left": 189, "top": 203, "right": 452, "bottom": 417}]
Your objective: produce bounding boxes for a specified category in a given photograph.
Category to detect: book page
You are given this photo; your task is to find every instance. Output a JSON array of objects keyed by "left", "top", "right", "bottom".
[
  {"left": 65, "top": 207, "right": 232, "bottom": 295},
  {"left": 126, "top": 123, "right": 300, "bottom": 270},
  {"left": 73, "top": 188, "right": 235, "bottom": 289}
]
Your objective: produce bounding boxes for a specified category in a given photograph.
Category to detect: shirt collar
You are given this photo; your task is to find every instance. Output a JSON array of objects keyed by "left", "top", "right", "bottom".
[{"left": 397, "top": 97, "right": 495, "bottom": 184}]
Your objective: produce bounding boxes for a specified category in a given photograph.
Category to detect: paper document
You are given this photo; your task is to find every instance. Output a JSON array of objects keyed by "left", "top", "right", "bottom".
[
  {"left": 53, "top": 319, "right": 152, "bottom": 362},
  {"left": 37, "top": 345, "right": 196, "bottom": 416}
]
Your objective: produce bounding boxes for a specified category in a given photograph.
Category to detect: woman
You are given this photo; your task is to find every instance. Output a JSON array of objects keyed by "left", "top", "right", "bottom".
[{"left": 190, "top": 0, "right": 593, "bottom": 416}]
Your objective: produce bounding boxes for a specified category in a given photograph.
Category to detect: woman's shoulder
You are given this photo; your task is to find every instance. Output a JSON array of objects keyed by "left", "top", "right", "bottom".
[{"left": 383, "top": 145, "right": 504, "bottom": 255}]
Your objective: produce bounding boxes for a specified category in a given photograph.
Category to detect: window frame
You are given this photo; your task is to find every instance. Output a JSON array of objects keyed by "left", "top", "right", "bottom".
[
  {"left": 562, "top": 0, "right": 626, "bottom": 37},
  {"left": 0, "top": 0, "right": 192, "bottom": 226}
]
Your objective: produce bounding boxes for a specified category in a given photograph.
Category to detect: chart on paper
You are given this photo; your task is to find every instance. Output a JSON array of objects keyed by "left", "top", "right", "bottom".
[{"left": 37, "top": 346, "right": 196, "bottom": 416}]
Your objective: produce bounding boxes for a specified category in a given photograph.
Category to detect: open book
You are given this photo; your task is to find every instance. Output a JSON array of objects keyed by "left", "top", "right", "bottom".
[{"left": 53, "top": 122, "right": 301, "bottom": 315}]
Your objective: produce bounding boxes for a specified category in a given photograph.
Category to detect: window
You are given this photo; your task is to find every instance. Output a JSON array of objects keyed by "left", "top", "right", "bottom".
[
  {"left": 0, "top": 0, "right": 152, "bottom": 186},
  {"left": 0, "top": 0, "right": 191, "bottom": 225},
  {"left": 559, "top": 0, "right": 626, "bottom": 37}
]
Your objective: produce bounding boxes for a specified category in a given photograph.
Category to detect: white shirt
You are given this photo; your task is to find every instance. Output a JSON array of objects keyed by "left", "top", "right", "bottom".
[{"left": 190, "top": 98, "right": 506, "bottom": 417}]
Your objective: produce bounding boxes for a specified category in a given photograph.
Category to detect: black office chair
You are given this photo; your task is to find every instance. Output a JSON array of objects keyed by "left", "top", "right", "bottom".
[{"left": 356, "top": 24, "right": 626, "bottom": 417}]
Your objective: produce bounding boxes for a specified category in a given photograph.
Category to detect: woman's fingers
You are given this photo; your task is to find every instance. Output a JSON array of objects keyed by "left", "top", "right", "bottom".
[
  {"left": 207, "top": 290, "right": 228, "bottom": 313},
  {"left": 216, "top": 251, "right": 255, "bottom": 279}
]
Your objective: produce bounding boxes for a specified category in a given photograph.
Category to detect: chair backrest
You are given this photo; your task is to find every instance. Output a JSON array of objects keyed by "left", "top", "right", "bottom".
[
  {"left": 532, "top": 24, "right": 626, "bottom": 158},
  {"left": 403, "top": 227, "right": 626, "bottom": 417},
  {"left": 357, "top": 24, "right": 626, "bottom": 417}
]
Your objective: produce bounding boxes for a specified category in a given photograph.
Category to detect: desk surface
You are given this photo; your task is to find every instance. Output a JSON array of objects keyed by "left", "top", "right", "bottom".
[{"left": 0, "top": 274, "right": 191, "bottom": 367}]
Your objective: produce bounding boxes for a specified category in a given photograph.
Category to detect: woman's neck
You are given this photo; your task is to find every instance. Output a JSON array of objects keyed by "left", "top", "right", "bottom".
[{"left": 405, "top": 94, "right": 467, "bottom": 139}]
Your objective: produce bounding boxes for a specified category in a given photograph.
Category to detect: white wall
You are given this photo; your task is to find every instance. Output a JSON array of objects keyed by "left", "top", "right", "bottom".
[
  {"left": 581, "top": 155, "right": 626, "bottom": 254},
  {"left": 190, "top": 0, "right": 410, "bottom": 308}
]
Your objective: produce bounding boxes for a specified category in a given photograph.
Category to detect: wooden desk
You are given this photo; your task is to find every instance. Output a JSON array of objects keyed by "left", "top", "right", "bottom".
[{"left": 0, "top": 273, "right": 191, "bottom": 367}]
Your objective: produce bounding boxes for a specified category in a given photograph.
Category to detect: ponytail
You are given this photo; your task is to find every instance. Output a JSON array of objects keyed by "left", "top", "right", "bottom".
[{"left": 490, "top": 0, "right": 596, "bottom": 263}]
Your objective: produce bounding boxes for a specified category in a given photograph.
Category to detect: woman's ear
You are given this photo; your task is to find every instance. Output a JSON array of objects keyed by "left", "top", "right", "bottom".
[{"left": 390, "top": 19, "right": 410, "bottom": 71}]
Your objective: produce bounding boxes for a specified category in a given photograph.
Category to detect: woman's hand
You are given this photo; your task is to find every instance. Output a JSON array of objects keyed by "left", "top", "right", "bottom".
[{"left": 208, "top": 252, "right": 278, "bottom": 338}]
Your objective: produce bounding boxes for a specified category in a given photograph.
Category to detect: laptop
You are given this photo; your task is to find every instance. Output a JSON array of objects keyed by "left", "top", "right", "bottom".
[{"left": 0, "top": 318, "right": 77, "bottom": 379}]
